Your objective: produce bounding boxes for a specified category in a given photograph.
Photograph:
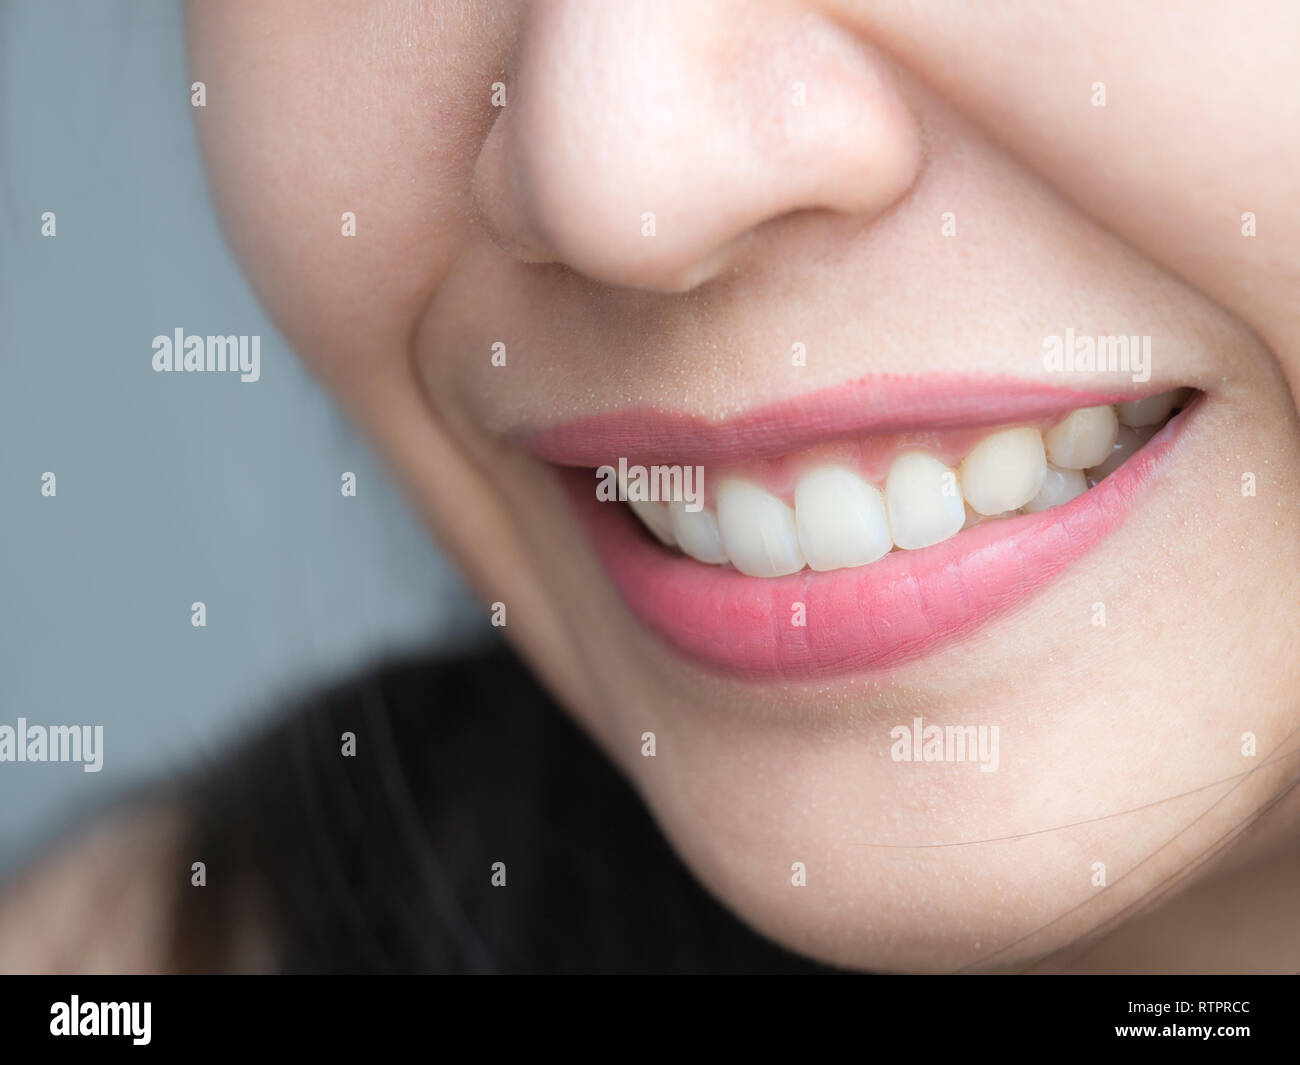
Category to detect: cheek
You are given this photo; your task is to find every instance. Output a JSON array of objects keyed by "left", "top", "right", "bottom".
[{"left": 185, "top": 0, "right": 505, "bottom": 393}]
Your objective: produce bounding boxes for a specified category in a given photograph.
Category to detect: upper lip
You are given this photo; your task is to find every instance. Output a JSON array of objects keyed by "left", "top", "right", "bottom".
[{"left": 522, "top": 374, "right": 1174, "bottom": 468}]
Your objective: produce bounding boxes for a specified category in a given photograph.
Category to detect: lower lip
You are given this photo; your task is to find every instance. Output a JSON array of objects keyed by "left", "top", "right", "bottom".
[{"left": 562, "top": 403, "right": 1197, "bottom": 679}]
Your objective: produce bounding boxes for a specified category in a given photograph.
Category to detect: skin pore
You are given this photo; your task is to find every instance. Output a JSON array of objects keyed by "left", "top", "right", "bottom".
[{"left": 6, "top": 1, "right": 1296, "bottom": 974}]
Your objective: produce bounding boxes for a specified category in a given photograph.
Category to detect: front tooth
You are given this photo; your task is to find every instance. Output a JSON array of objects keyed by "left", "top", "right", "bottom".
[
  {"left": 886, "top": 452, "right": 966, "bottom": 550},
  {"left": 715, "top": 478, "right": 805, "bottom": 577},
  {"left": 1043, "top": 405, "right": 1118, "bottom": 469},
  {"left": 1086, "top": 425, "right": 1155, "bottom": 483},
  {"left": 794, "top": 466, "right": 892, "bottom": 572},
  {"left": 958, "top": 428, "right": 1047, "bottom": 516},
  {"left": 628, "top": 498, "right": 676, "bottom": 546},
  {"left": 1022, "top": 463, "right": 1088, "bottom": 513},
  {"left": 1116, "top": 390, "right": 1180, "bottom": 427},
  {"left": 668, "top": 501, "right": 728, "bottom": 564}
]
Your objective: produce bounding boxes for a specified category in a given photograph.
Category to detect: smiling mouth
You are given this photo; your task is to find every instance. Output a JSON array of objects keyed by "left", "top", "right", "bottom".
[
  {"left": 619, "top": 389, "right": 1191, "bottom": 577},
  {"left": 534, "top": 379, "right": 1201, "bottom": 678}
]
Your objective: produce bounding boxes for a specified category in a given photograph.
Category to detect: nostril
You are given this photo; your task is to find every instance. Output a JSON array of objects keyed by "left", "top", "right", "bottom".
[{"left": 469, "top": 1, "right": 924, "bottom": 294}]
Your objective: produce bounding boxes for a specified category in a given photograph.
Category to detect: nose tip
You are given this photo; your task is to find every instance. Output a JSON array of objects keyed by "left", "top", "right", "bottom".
[{"left": 472, "top": 1, "right": 923, "bottom": 293}]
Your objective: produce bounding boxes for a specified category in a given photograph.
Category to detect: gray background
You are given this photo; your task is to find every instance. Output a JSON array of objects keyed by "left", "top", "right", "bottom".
[{"left": 0, "top": 2, "right": 485, "bottom": 874}]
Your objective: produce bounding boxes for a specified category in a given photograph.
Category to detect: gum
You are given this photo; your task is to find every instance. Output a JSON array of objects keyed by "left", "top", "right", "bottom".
[{"left": 696, "top": 419, "right": 1061, "bottom": 508}]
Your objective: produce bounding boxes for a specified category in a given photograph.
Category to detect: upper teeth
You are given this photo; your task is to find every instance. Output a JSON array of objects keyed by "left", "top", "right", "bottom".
[
  {"left": 958, "top": 427, "right": 1047, "bottom": 518},
  {"left": 667, "top": 498, "right": 728, "bottom": 563},
  {"left": 794, "top": 465, "right": 893, "bottom": 570},
  {"left": 885, "top": 451, "right": 967, "bottom": 550},
  {"left": 1042, "top": 405, "right": 1119, "bottom": 470},
  {"left": 714, "top": 478, "right": 806, "bottom": 577},
  {"left": 623, "top": 390, "right": 1188, "bottom": 577}
]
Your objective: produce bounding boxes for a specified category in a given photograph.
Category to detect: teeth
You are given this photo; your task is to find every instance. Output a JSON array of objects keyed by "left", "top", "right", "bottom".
[
  {"left": 624, "top": 394, "right": 1188, "bottom": 575},
  {"left": 1043, "top": 405, "right": 1118, "bottom": 470},
  {"left": 668, "top": 501, "right": 728, "bottom": 564},
  {"left": 958, "top": 427, "right": 1047, "bottom": 516},
  {"left": 715, "top": 478, "right": 805, "bottom": 577},
  {"left": 628, "top": 498, "right": 676, "bottom": 546},
  {"left": 1116, "top": 389, "right": 1181, "bottom": 427},
  {"left": 886, "top": 452, "right": 967, "bottom": 550},
  {"left": 1022, "top": 463, "right": 1088, "bottom": 513},
  {"left": 1086, "top": 424, "right": 1156, "bottom": 483},
  {"left": 794, "top": 466, "right": 893, "bottom": 572}
]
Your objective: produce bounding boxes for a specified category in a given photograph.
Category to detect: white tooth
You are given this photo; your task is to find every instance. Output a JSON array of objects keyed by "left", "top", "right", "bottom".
[
  {"left": 1116, "top": 390, "right": 1180, "bottom": 427},
  {"left": 1043, "top": 405, "right": 1118, "bottom": 470},
  {"left": 668, "top": 501, "right": 728, "bottom": 564},
  {"left": 958, "top": 428, "right": 1047, "bottom": 516},
  {"left": 1085, "top": 425, "right": 1155, "bottom": 483},
  {"left": 885, "top": 452, "right": 966, "bottom": 550},
  {"left": 793, "top": 466, "right": 892, "bottom": 572},
  {"left": 1022, "top": 463, "right": 1088, "bottom": 513},
  {"left": 715, "top": 478, "right": 805, "bottom": 577},
  {"left": 628, "top": 498, "right": 675, "bottom": 546}
]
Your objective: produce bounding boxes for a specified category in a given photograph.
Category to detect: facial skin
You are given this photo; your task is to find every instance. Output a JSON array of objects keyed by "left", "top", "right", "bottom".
[{"left": 186, "top": 1, "right": 1300, "bottom": 972}]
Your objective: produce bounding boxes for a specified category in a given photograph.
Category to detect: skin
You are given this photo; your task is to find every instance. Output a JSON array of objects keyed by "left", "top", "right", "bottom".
[{"left": 14, "top": 0, "right": 1295, "bottom": 973}]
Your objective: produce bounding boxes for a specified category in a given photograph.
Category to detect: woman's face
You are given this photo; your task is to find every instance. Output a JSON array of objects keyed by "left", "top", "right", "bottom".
[{"left": 187, "top": 1, "right": 1300, "bottom": 971}]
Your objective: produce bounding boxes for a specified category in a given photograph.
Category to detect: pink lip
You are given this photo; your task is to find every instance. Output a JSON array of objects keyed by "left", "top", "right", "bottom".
[
  {"left": 547, "top": 383, "right": 1197, "bottom": 679},
  {"left": 528, "top": 374, "right": 1144, "bottom": 468}
]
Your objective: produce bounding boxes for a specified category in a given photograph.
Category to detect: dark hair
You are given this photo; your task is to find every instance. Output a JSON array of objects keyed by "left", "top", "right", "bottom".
[{"left": 171, "top": 641, "right": 830, "bottom": 973}]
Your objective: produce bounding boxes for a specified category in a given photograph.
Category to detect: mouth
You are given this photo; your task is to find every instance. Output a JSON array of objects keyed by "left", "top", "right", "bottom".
[{"left": 531, "top": 379, "right": 1200, "bottom": 678}]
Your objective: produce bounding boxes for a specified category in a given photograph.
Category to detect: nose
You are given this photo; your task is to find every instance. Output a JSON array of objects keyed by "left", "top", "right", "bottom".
[{"left": 473, "top": 0, "right": 923, "bottom": 292}]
